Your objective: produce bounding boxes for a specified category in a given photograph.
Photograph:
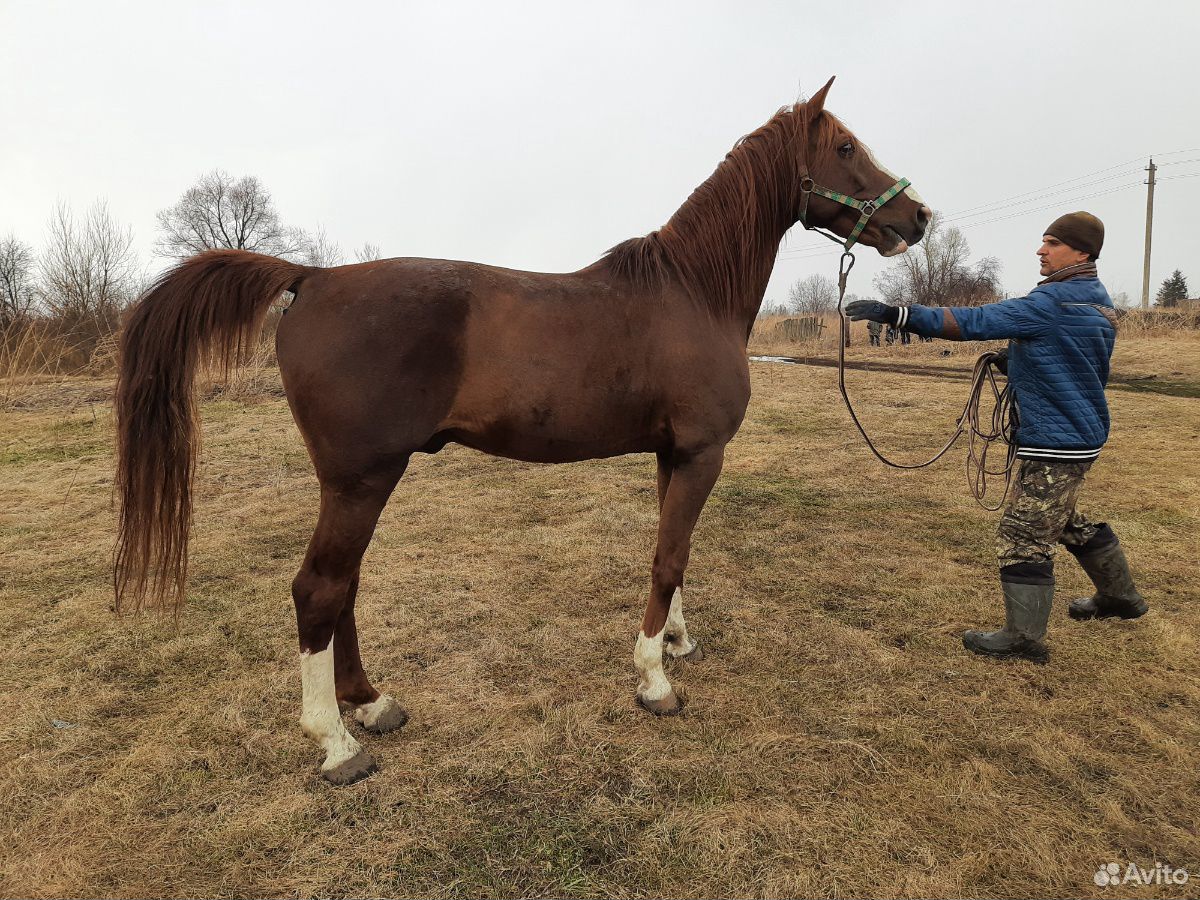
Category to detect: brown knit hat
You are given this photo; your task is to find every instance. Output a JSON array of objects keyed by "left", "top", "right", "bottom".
[{"left": 1044, "top": 211, "right": 1104, "bottom": 260}]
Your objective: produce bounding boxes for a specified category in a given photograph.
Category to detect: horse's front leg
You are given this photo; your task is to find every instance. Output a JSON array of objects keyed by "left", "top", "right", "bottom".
[
  {"left": 662, "top": 588, "right": 704, "bottom": 661},
  {"left": 636, "top": 445, "right": 724, "bottom": 714}
]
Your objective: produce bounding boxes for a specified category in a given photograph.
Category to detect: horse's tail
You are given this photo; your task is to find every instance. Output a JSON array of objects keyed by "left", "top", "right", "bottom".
[{"left": 114, "top": 249, "right": 309, "bottom": 614}]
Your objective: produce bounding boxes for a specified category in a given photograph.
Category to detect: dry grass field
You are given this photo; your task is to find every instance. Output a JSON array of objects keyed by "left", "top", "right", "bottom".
[{"left": 1, "top": 331, "right": 1197, "bottom": 898}]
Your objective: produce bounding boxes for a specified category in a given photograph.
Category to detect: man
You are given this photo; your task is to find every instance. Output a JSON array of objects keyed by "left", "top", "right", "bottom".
[
  {"left": 867, "top": 319, "right": 883, "bottom": 346},
  {"left": 846, "top": 212, "right": 1148, "bottom": 664}
]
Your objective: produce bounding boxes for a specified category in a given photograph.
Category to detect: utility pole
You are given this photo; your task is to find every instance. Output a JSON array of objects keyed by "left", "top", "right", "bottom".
[{"left": 1141, "top": 158, "right": 1157, "bottom": 310}]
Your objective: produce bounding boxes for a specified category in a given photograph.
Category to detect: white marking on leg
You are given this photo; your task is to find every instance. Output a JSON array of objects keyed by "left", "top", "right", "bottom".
[
  {"left": 634, "top": 630, "right": 673, "bottom": 701},
  {"left": 354, "top": 694, "right": 399, "bottom": 729},
  {"left": 663, "top": 587, "right": 697, "bottom": 658},
  {"left": 299, "top": 638, "right": 363, "bottom": 771}
]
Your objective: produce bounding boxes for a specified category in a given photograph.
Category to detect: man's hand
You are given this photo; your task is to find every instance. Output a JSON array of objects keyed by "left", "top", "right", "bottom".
[
  {"left": 990, "top": 348, "right": 1009, "bottom": 376},
  {"left": 844, "top": 299, "right": 899, "bottom": 324}
]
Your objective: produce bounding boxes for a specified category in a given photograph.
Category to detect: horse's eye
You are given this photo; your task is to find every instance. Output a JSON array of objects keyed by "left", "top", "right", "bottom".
[{"left": 838, "top": 141, "right": 855, "bottom": 158}]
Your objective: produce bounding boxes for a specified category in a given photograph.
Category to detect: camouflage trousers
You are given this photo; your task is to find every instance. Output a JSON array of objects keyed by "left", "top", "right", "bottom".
[{"left": 997, "top": 459, "right": 1103, "bottom": 569}]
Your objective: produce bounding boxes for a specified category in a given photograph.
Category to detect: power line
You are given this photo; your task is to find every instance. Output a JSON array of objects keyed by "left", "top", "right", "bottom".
[
  {"left": 777, "top": 245, "right": 842, "bottom": 261},
  {"left": 941, "top": 171, "right": 1143, "bottom": 225},
  {"left": 940, "top": 158, "right": 1144, "bottom": 219},
  {"left": 777, "top": 238, "right": 849, "bottom": 257},
  {"left": 956, "top": 183, "right": 1143, "bottom": 229}
]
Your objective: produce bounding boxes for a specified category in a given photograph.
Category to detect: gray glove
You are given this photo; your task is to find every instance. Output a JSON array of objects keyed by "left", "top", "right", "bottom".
[{"left": 844, "top": 299, "right": 900, "bottom": 324}]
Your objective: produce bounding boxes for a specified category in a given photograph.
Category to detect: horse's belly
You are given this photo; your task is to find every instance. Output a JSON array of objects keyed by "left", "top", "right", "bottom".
[{"left": 445, "top": 400, "right": 669, "bottom": 463}]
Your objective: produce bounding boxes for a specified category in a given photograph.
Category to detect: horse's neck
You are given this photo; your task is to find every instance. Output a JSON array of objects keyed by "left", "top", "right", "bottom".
[{"left": 658, "top": 128, "right": 799, "bottom": 323}]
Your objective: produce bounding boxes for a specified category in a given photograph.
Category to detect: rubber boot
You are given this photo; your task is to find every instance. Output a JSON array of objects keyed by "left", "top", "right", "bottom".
[
  {"left": 963, "top": 580, "right": 1053, "bottom": 664},
  {"left": 1068, "top": 540, "right": 1148, "bottom": 620}
]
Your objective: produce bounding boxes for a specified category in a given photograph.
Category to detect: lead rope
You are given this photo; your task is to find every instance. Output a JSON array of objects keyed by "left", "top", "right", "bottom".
[{"left": 834, "top": 250, "right": 1018, "bottom": 511}]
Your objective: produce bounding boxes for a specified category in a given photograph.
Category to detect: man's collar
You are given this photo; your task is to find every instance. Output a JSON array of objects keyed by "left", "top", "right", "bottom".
[{"left": 1038, "top": 261, "right": 1098, "bottom": 286}]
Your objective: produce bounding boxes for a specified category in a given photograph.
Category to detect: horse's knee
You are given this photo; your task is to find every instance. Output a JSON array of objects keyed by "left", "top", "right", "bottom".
[
  {"left": 652, "top": 557, "right": 686, "bottom": 595},
  {"left": 292, "top": 565, "right": 350, "bottom": 649}
]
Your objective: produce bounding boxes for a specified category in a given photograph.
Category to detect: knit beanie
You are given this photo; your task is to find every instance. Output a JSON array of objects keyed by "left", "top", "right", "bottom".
[{"left": 1044, "top": 211, "right": 1104, "bottom": 260}]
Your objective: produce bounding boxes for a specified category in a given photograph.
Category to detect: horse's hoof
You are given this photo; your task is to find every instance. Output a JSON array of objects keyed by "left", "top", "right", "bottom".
[
  {"left": 321, "top": 749, "right": 378, "bottom": 785},
  {"left": 636, "top": 690, "right": 683, "bottom": 716},
  {"left": 354, "top": 695, "right": 409, "bottom": 734}
]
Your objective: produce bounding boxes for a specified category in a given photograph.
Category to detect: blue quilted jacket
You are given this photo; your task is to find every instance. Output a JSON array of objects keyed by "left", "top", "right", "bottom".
[{"left": 896, "top": 278, "right": 1117, "bottom": 461}]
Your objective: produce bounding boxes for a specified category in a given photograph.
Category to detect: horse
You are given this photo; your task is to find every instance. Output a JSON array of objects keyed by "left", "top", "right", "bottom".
[{"left": 114, "top": 76, "right": 929, "bottom": 784}]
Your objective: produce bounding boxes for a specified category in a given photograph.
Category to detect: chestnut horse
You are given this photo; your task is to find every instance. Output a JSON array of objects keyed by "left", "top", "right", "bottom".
[{"left": 115, "top": 77, "right": 929, "bottom": 783}]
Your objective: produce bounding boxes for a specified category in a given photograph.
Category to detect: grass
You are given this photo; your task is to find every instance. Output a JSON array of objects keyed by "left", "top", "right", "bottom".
[{"left": 1, "top": 333, "right": 1198, "bottom": 899}]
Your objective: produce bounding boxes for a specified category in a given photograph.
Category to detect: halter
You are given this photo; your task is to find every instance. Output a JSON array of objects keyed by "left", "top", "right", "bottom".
[{"left": 798, "top": 173, "right": 912, "bottom": 250}]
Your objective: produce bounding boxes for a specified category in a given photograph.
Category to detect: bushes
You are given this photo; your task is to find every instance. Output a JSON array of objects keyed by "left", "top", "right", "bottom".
[
  {"left": 0, "top": 310, "right": 282, "bottom": 408},
  {"left": 1117, "top": 307, "right": 1200, "bottom": 335}
]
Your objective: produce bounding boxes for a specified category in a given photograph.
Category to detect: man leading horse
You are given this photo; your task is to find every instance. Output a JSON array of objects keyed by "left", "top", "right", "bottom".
[{"left": 846, "top": 212, "right": 1148, "bottom": 664}]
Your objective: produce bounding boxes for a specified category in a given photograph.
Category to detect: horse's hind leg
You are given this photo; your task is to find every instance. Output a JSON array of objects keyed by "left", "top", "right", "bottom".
[
  {"left": 335, "top": 582, "right": 409, "bottom": 733},
  {"left": 292, "top": 468, "right": 404, "bottom": 783}
]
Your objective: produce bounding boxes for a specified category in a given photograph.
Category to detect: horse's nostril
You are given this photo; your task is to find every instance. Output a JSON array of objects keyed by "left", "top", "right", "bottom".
[{"left": 917, "top": 205, "right": 932, "bottom": 227}]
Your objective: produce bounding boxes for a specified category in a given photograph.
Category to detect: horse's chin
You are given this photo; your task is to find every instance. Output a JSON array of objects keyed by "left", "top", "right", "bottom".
[{"left": 877, "top": 227, "right": 909, "bottom": 257}]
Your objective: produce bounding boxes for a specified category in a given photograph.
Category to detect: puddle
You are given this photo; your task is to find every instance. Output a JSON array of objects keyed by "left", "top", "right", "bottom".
[{"left": 749, "top": 355, "right": 802, "bottom": 365}]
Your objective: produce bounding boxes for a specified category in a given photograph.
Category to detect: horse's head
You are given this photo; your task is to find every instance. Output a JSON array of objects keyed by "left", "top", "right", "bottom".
[{"left": 794, "top": 77, "right": 930, "bottom": 257}]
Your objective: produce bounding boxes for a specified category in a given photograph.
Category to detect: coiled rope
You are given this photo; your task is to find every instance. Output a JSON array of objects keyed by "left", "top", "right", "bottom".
[{"left": 834, "top": 251, "right": 1017, "bottom": 511}]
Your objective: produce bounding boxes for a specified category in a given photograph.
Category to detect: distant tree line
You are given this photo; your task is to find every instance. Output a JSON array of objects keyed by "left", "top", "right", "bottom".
[{"left": 1, "top": 170, "right": 382, "bottom": 373}]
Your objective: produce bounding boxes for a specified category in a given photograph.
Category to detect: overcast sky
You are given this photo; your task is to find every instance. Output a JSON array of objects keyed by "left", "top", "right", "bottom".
[{"left": 3, "top": 1, "right": 1197, "bottom": 308}]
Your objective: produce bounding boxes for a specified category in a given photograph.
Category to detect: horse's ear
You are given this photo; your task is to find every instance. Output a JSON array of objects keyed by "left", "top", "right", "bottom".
[{"left": 807, "top": 76, "right": 836, "bottom": 117}]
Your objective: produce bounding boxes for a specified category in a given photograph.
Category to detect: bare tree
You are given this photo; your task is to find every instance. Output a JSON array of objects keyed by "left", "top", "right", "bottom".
[
  {"left": 39, "top": 201, "right": 140, "bottom": 365},
  {"left": 155, "top": 169, "right": 305, "bottom": 259},
  {"left": 0, "top": 234, "right": 38, "bottom": 325},
  {"left": 756, "top": 299, "right": 789, "bottom": 319},
  {"left": 788, "top": 273, "right": 838, "bottom": 314},
  {"left": 874, "top": 212, "right": 1002, "bottom": 308},
  {"left": 354, "top": 242, "right": 382, "bottom": 263},
  {"left": 41, "top": 201, "right": 138, "bottom": 321},
  {"left": 299, "top": 226, "right": 345, "bottom": 267}
]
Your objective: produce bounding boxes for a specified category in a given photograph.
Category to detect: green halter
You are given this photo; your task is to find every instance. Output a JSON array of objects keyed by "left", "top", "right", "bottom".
[{"left": 798, "top": 174, "right": 912, "bottom": 250}]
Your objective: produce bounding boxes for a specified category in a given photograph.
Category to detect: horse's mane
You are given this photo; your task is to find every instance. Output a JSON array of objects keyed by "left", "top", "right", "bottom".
[{"left": 603, "top": 102, "right": 849, "bottom": 317}]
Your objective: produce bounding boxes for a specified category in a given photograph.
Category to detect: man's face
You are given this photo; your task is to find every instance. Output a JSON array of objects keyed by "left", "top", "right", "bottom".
[{"left": 1037, "top": 235, "right": 1090, "bottom": 276}]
